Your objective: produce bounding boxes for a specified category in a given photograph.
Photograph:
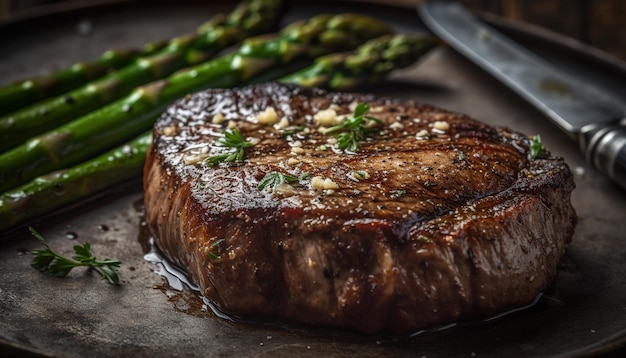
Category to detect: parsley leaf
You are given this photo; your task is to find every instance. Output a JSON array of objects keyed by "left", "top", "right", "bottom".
[
  {"left": 30, "top": 227, "right": 121, "bottom": 284},
  {"left": 323, "top": 103, "right": 383, "bottom": 152},
  {"left": 206, "top": 128, "right": 254, "bottom": 166},
  {"left": 530, "top": 135, "right": 547, "bottom": 159},
  {"left": 258, "top": 171, "right": 300, "bottom": 191}
]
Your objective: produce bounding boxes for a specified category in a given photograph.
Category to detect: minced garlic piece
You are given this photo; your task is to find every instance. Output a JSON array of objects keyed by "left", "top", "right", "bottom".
[
  {"left": 227, "top": 120, "right": 237, "bottom": 129},
  {"left": 212, "top": 112, "right": 225, "bottom": 124},
  {"left": 363, "top": 119, "right": 380, "bottom": 129},
  {"left": 323, "top": 179, "right": 339, "bottom": 190},
  {"left": 311, "top": 176, "right": 339, "bottom": 190},
  {"left": 275, "top": 183, "right": 296, "bottom": 196},
  {"left": 416, "top": 129, "right": 429, "bottom": 140},
  {"left": 314, "top": 108, "right": 341, "bottom": 127},
  {"left": 432, "top": 121, "right": 450, "bottom": 131},
  {"left": 274, "top": 116, "right": 289, "bottom": 130},
  {"left": 183, "top": 154, "right": 203, "bottom": 165},
  {"left": 287, "top": 158, "right": 301, "bottom": 165},
  {"left": 256, "top": 106, "right": 278, "bottom": 125},
  {"left": 348, "top": 101, "right": 358, "bottom": 112},
  {"left": 162, "top": 125, "right": 177, "bottom": 136},
  {"left": 389, "top": 122, "right": 404, "bottom": 130},
  {"left": 247, "top": 137, "right": 261, "bottom": 145},
  {"left": 369, "top": 105, "right": 385, "bottom": 113},
  {"left": 291, "top": 147, "right": 305, "bottom": 155},
  {"left": 311, "top": 176, "right": 325, "bottom": 189}
]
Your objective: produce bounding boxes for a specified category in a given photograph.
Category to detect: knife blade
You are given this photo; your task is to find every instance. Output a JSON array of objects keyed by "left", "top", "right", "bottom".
[{"left": 418, "top": 1, "right": 626, "bottom": 190}]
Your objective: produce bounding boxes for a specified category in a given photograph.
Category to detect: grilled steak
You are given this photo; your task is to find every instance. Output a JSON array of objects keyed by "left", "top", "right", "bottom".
[{"left": 143, "top": 82, "right": 577, "bottom": 334}]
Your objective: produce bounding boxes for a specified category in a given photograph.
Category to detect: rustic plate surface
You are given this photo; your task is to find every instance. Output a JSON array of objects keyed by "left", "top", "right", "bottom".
[{"left": 1, "top": 1, "right": 625, "bottom": 357}]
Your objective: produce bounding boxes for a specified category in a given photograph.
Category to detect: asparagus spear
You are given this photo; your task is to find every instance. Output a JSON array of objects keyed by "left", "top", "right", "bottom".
[
  {"left": 0, "top": 132, "right": 151, "bottom": 231},
  {"left": 0, "top": 13, "right": 392, "bottom": 193},
  {"left": 0, "top": 33, "right": 437, "bottom": 232},
  {"left": 0, "top": 44, "right": 168, "bottom": 117},
  {"left": 0, "top": 0, "right": 286, "bottom": 153},
  {"left": 280, "top": 34, "right": 440, "bottom": 90}
]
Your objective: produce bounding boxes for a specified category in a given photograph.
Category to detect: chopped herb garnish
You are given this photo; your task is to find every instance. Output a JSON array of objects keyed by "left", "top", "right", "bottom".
[
  {"left": 206, "top": 128, "right": 254, "bottom": 166},
  {"left": 280, "top": 126, "right": 305, "bottom": 137},
  {"left": 323, "top": 103, "right": 383, "bottom": 152},
  {"left": 458, "top": 151, "right": 466, "bottom": 161},
  {"left": 30, "top": 227, "right": 121, "bottom": 284},
  {"left": 391, "top": 189, "right": 406, "bottom": 198},
  {"left": 352, "top": 170, "right": 371, "bottom": 180},
  {"left": 530, "top": 135, "right": 547, "bottom": 159},
  {"left": 209, "top": 239, "right": 226, "bottom": 260},
  {"left": 258, "top": 171, "right": 303, "bottom": 191}
]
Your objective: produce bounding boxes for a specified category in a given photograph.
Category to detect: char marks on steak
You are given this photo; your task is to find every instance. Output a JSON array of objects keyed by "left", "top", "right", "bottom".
[{"left": 143, "top": 82, "right": 577, "bottom": 334}]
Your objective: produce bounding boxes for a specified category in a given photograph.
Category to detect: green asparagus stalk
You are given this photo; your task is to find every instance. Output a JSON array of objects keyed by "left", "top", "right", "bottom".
[
  {"left": 0, "top": 132, "right": 151, "bottom": 231},
  {"left": 0, "top": 13, "right": 392, "bottom": 194},
  {"left": 280, "top": 34, "right": 440, "bottom": 90},
  {"left": 0, "top": 33, "right": 437, "bottom": 232},
  {"left": 0, "top": 43, "right": 168, "bottom": 117},
  {"left": 0, "top": 0, "right": 286, "bottom": 153}
]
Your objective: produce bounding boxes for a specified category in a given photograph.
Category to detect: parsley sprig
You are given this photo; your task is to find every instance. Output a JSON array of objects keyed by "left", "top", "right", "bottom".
[
  {"left": 30, "top": 227, "right": 121, "bottom": 284},
  {"left": 530, "top": 135, "right": 547, "bottom": 159},
  {"left": 206, "top": 128, "right": 254, "bottom": 166},
  {"left": 323, "top": 103, "right": 383, "bottom": 152},
  {"left": 258, "top": 171, "right": 309, "bottom": 191}
]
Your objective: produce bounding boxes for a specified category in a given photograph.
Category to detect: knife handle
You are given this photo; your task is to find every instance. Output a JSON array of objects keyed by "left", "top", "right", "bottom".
[{"left": 583, "top": 124, "right": 626, "bottom": 190}]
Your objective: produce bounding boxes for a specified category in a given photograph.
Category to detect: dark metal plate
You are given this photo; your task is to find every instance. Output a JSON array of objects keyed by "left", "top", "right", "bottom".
[{"left": 1, "top": 1, "right": 625, "bottom": 357}]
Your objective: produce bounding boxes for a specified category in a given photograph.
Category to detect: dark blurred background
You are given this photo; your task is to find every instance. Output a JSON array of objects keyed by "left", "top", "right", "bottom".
[
  {"left": 457, "top": 0, "right": 626, "bottom": 62},
  {"left": 1, "top": 0, "right": 625, "bottom": 61}
]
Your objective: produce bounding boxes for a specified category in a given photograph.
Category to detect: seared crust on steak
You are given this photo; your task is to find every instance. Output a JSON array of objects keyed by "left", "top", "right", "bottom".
[{"left": 143, "top": 82, "right": 577, "bottom": 333}]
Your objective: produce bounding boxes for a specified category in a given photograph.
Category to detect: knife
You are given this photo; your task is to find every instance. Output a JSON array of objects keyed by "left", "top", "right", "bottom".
[{"left": 418, "top": 1, "right": 626, "bottom": 190}]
